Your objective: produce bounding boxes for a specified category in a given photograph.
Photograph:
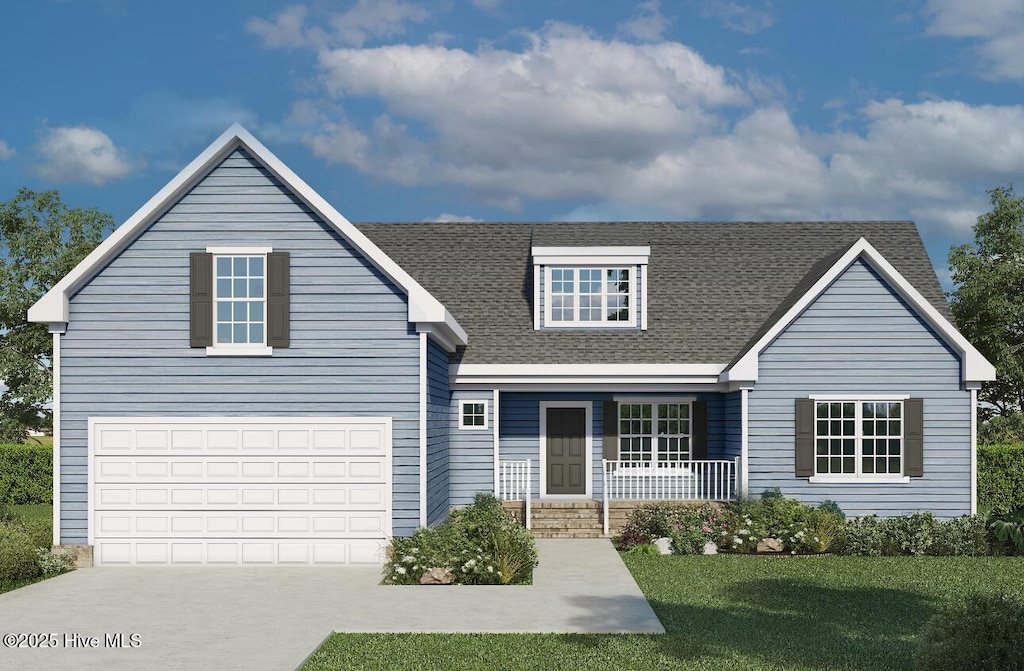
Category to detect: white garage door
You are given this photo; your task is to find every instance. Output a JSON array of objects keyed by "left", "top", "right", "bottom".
[{"left": 88, "top": 417, "right": 391, "bottom": 566}]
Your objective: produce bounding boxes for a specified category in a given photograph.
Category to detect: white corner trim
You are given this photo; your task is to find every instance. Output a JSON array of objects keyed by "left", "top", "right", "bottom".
[
  {"left": 458, "top": 399, "right": 490, "bottom": 430},
  {"left": 452, "top": 363, "right": 727, "bottom": 389},
  {"left": 419, "top": 333, "right": 427, "bottom": 528},
  {"left": 970, "top": 387, "right": 978, "bottom": 516},
  {"left": 28, "top": 124, "right": 467, "bottom": 349},
  {"left": 722, "top": 237, "right": 997, "bottom": 385},
  {"left": 533, "top": 265, "right": 541, "bottom": 330},
  {"left": 492, "top": 390, "right": 500, "bottom": 496},
  {"left": 740, "top": 387, "right": 749, "bottom": 497},
  {"left": 810, "top": 394, "right": 910, "bottom": 401},
  {"left": 531, "top": 246, "right": 650, "bottom": 266},
  {"left": 640, "top": 264, "right": 648, "bottom": 331},
  {"left": 205, "top": 246, "right": 273, "bottom": 254},
  {"left": 808, "top": 475, "right": 911, "bottom": 484},
  {"left": 612, "top": 395, "right": 696, "bottom": 404},
  {"left": 52, "top": 331, "right": 61, "bottom": 546},
  {"left": 205, "top": 346, "right": 274, "bottom": 356},
  {"left": 538, "top": 401, "right": 593, "bottom": 499}
]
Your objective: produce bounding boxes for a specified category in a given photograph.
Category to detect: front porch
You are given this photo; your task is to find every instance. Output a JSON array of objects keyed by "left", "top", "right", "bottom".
[{"left": 498, "top": 458, "right": 740, "bottom": 537}]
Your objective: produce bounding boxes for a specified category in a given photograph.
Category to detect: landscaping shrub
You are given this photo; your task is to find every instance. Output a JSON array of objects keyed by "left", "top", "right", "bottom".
[
  {"left": 977, "top": 443, "right": 1024, "bottom": 513},
  {"left": 36, "top": 547, "right": 74, "bottom": 576},
  {"left": 0, "top": 444, "right": 52, "bottom": 505},
  {"left": 21, "top": 518, "right": 52, "bottom": 550},
  {"left": 666, "top": 503, "right": 727, "bottom": 554},
  {"left": 615, "top": 503, "right": 681, "bottom": 548},
  {"left": 832, "top": 515, "right": 887, "bottom": 556},
  {"left": 986, "top": 504, "right": 1024, "bottom": 555},
  {"left": 817, "top": 499, "right": 846, "bottom": 521},
  {"left": 623, "top": 542, "right": 661, "bottom": 557},
  {"left": 383, "top": 493, "right": 537, "bottom": 585},
  {"left": 915, "top": 592, "right": 1024, "bottom": 671},
  {"left": 0, "top": 527, "right": 42, "bottom": 582},
  {"left": 718, "top": 491, "right": 842, "bottom": 553},
  {"left": 930, "top": 515, "right": 991, "bottom": 556}
]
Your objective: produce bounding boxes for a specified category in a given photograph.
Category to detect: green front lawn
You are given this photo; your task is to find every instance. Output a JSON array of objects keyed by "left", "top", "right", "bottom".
[{"left": 301, "top": 554, "right": 1024, "bottom": 671}]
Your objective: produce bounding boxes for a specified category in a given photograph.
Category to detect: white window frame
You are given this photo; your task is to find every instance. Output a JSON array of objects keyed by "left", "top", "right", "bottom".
[
  {"left": 206, "top": 245, "right": 273, "bottom": 356},
  {"left": 614, "top": 398, "right": 694, "bottom": 470},
  {"left": 459, "top": 400, "right": 489, "bottom": 431},
  {"left": 807, "top": 397, "right": 911, "bottom": 484},
  {"left": 544, "top": 266, "right": 637, "bottom": 327}
]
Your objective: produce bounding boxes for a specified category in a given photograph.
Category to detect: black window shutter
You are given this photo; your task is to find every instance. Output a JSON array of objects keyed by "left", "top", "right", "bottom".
[
  {"left": 190, "top": 252, "right": 213, "bottom": 348},
  {"left": 795, "top": 399, "right": 815, "bottom": 477},
  {"left": 267, "top": 252, "right": 290, "bottom": 348},
  {"left": 691, "top": 400, "right": 708, "bottom": 460},
  {"left": 904, "top": 398, "right": 924, "bottom": 477},
  {"left": 602, "top": 401, "right": 619, "bottom": 461}
]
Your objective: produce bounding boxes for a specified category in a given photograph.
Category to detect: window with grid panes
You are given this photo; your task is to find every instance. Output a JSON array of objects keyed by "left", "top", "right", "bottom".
[
  {"left": 214, "top": 255, "right": 266, "bottom": 346},
  {"left": 815, "top": 400, "right": 902, "bottom": 477},
  {"left": 619, "top": 402, "right": 691, "bottom": 462},
  {"left": 548, "top": 267, "right": 631, "bottom": 324}
]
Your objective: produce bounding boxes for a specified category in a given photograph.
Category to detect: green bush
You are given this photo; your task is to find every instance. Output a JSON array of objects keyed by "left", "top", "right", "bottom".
[
  {"left": 0, "top": 444, "right": 52, "bottom": 505},
  {"left": 987, "top": 505, "right": 1024, "bottom": 555},
  {"left": 666, "top": 503, "right": 728, "bottom": 554},
  {"left": 834, "top": 514, "right": 993, "bottom": 556},
  {"left": 36, "top": 548, "right": 74, "bottom": 575},
  {"left": 383, "top": 493, "right": 537, "bottom": 585},
  {"left": 0, "top": 527, "right": 42, "bottom": 582},
  {"left": 21, "top": 518, "right": 52, "bottom": 550},
  {"left": 915, "top": 592, "right": 1024, "bottom": 671},
  {"left": 931, "top": 515, "right": 991, "bottom": 556},
  {"left": 978, "top": 443, "right": 1024, "bottom": 513}
]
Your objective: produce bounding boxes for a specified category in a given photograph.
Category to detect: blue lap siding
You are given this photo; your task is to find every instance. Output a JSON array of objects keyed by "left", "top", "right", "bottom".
[
  {"left": 425, "top": 339, "right": 450, "bottom": 526},
  {"left": 746, "top": 259, "right": 971, "bottom": 518},
  {"left": 58, "top": 149, "right": 422, "bottom": 543}
]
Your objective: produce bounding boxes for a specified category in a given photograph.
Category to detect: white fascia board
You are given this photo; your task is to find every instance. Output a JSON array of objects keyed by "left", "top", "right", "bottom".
[
  {"left": 29, "top": 123, "right": 468, "bottom": 345},
  {"left": 722, "top": 237, "right": 997, "bottom": 385},
  {"left": 531, "top": 246, "right": 650, "bottom": 266},
  {"left": 451, "top": 363, "right": 727, "bottom": 388}
]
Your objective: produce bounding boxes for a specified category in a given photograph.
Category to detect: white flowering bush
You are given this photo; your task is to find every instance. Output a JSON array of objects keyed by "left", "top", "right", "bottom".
[
  {"left": 36, "top": 547, "right": 75, "bottom": 575},
  {"left": 382, "top": 493, "right": 537, "bottom": 585}
]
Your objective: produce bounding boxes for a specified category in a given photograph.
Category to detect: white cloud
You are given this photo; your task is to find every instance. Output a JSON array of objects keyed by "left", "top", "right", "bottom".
[
  {"left": 699, "top": 1, "right": 775, "bottom": 34},
  {"left": 33, "top": 126, "right": 133, "bottom": 185},
  {"left": 0, "top": 141, "right": 14, "bottom": 160},
  {"left": 925, "top": 0, "right": 1024, "bottom": 80},
  {"left": 246, "top": 4, "right": 310, "bottom": 49},
  {"left": 247, "top": 1, "right": 429, "bottom": 49},
  {"left": 470, "top": 0, "right": 502, "bottom": 13},
  {"left": 253, "top": 16, "right": 1023, "bottom": 240},
  {"left": 424, "top": 213, "right": 483, "bottom": 222},
  {"left": 617, "top": 1, "right": 670, "bottom": 42}
]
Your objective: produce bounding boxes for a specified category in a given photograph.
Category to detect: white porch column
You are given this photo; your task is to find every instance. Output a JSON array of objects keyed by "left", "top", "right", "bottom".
[{"left": 492, "top": 388, "right": 500, "bottom": 496}]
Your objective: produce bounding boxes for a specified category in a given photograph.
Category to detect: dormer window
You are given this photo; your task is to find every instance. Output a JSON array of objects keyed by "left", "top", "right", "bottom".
[
  {"left": 549, "top": 267, "right": 632, "bottom": 325},
  {"left": 532, "top": 246, "right": 649, "bottom": 330}
]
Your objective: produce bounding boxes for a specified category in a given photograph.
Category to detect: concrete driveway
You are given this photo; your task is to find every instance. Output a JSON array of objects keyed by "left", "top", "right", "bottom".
[{"left": 0, "top": 539, "right": 663, "bottom": 671}]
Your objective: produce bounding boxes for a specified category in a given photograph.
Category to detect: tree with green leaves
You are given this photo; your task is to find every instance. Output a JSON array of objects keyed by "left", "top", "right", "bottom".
[
  {"left": 948, "top": 185, "right": 1024, "bottom": 433},
  {"left": 0, "top": 188, "right": 111, "bottom": 443}
]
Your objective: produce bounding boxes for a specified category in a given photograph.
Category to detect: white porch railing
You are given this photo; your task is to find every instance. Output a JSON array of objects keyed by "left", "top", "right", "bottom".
[
  {"left": 497, "top": 459, "right": 532, "bottom": 530},
  {"left": 602, "top": 457, "right": 740, "bottom": 536}
]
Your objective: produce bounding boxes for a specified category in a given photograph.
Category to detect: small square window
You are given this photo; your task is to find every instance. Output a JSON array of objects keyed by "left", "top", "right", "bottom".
[{"left": 460, "top": 401, "right": 488, "bottom": 430}]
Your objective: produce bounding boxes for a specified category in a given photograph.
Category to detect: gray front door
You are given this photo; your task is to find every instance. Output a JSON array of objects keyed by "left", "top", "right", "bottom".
[{"left": 546, "top": 407, "right": 586, "bottom": 495}]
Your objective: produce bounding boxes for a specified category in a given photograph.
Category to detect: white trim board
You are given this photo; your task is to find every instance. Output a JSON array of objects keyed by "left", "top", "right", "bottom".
[
  {"left": 51, "top": 331, "right": 61, "bottom": 546},
  {"left": 28, "top": 124, "right": 467, "bottom": 353},
  {"left": 538, "top": 401, "right": 593, "bottom": 499},
  {"left": 452, "top": 363, "right": 727, "bottom": 389},
  {"left": 722, "top": 237, "right": 996, "bottom": 385}
]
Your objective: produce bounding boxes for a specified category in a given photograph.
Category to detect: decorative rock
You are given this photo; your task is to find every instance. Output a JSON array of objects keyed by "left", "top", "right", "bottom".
[
  {"left": 654, "top": 537, "right": 673, "bottom": 555},
  {"left": 702, "top": 541, "right": 718, "bottom": 555},
  {"left": 419, "top": 567, "right": 455, "bottom": 585},
  {"left": 756, "top": 538, "right": 784, "bottom": 553}
]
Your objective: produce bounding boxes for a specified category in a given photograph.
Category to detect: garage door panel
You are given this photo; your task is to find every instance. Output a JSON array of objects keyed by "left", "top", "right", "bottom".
[
  {"left": 90, "top": 417, "right": 392, "bottom": 566},
  {"left": 94, "top": 483, "right": 387, "bottom": 509},
  {"left": 93, "top": 419, "right": 388, "bottom": 456},
  {"left": 94, "top": 539, "right": 387, "bottom": 565},
  {"left": 94, "top": 511, "right": 390, "bottom": 538},
  {"left": 93, "top": 457, "right": 386, "bottom": 483}
]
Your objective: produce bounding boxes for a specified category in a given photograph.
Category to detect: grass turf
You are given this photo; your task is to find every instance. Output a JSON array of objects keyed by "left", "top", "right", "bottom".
[{"left": 300, "top": 554, "right": 1024, "bottom": 671}]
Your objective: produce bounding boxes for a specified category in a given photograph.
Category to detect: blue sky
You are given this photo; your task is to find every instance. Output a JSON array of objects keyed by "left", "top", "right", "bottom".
[{"left": 2, "top": 0, "right": 1023, "bottom": 288}]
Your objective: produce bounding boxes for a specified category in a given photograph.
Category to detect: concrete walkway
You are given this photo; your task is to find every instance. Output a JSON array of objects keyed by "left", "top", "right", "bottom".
[{"left": 0, "top": 539, "right": 663, "bottom": 671}]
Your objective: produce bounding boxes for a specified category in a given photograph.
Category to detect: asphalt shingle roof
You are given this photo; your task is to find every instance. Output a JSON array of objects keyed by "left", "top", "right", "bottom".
[{"left": 353, "top": 221, "right": 952, "bottom": 366}]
